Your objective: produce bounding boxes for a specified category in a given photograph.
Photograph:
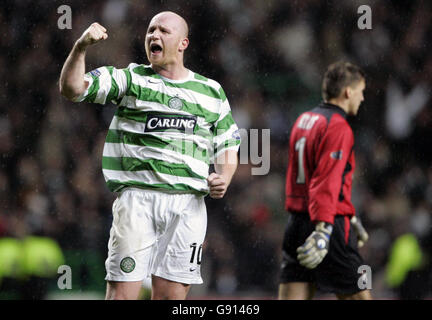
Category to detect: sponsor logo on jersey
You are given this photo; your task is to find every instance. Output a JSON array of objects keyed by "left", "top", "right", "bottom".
[{"left": 145, "top": 114, "right": 197, "bottom": 133}]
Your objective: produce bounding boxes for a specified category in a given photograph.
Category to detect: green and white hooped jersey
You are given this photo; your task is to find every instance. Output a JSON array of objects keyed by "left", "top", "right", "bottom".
[{"left": 75, "top": 63, "right": 241, "bottom": 196}]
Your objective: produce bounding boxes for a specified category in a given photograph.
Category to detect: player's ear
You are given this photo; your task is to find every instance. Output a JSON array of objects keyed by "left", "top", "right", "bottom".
[
  {"left": 179, "top": 37, "right": 189, "bottom": 52},
  {"left": 344, "top": 86, "right": 352, "bottom": 99}
]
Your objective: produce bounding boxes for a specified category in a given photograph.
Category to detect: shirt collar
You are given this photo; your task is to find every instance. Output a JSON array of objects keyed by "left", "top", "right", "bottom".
[{"left": 320, "top": 102, "right": 347, "bottom": 118}]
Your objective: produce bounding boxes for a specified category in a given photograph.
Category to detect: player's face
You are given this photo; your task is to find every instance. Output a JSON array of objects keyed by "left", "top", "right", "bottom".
[
  {"left": 145, "top": 13, "right": 187, "bottom": 67},
  {"left": 347, "top": 79, "right": 365, "bottom": 116}
]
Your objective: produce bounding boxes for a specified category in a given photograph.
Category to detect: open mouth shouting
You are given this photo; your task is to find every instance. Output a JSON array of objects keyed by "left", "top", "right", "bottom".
[{"left": 150, "top": 43, "right": 163, "bottom": 56}]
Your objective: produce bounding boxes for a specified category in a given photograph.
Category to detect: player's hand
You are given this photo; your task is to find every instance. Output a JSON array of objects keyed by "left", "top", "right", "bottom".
[
  {"left": 76, "top": 23, "right": 108, "bottom": 50},
  {"left": 297, "top": 222, "right": 333, "bottom": 269},
  {"left": 207, "top": 173, "right": 228, "bottom": 199},
  {"left": 350, "top": 216, "right": 369, "bottom": 248}
]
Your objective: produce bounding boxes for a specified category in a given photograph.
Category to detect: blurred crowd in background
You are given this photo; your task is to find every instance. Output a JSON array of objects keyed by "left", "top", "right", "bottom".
[{"left": 1, "top": 0, "right": 432, "bottom": 299}]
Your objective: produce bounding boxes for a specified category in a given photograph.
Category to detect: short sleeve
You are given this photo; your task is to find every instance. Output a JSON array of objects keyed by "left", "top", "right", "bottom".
[
  {"left": 212, "top": 86, "right": 241, "bottom": 159},
  {"left": 74, "top": 66, "right": 130, "bottom": 105}
]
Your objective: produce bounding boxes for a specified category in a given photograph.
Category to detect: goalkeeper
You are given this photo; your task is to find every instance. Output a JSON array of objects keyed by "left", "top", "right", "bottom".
[
  {"left": 278, "top": 61, "right": 372, "bottom": 300},
  {"left": 59, "top": 11, "right": 240, "bottom": 300}
]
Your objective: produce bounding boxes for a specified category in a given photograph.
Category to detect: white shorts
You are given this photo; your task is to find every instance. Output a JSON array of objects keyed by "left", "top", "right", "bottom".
[{"left": 104, "top": 188, "right": 207, "bottom": 284}]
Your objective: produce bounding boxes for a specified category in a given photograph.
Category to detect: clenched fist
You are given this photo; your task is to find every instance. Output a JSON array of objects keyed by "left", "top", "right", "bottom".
[
  {"left": 76, "top": 22, "right": 108, "bottom": 50},
  {"left": 207, "top": 173, "right": 228, "bottom": 199}
]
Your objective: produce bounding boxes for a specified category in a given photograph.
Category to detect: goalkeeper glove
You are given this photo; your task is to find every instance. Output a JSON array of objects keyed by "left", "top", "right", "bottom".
[
  {"left": 350, "top": 216, "right": 369, "bottom": 248},
  {"left": 297, "top": 221, "right": 333, "bottom": 269}
]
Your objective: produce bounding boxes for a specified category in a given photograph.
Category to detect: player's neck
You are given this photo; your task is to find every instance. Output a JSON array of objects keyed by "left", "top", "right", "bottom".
[
  {"left": 326, "top": 99, "right": 349, "bottom": 114},
  {"left": 152, "top": 62, "right": 189, "bottom": 81}
]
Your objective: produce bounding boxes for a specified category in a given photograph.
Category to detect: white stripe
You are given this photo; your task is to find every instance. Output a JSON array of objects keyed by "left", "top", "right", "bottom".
[
  {"left": 216, "top": 100, "right": 232, "bottom": 125},
  {"left": 111, "top": 68, "right": 128, "bottom": 99},
  {"left": 180, "top": 86, "right": 222, "bottom": 114},
  {"left": 109, "top": 115, "right": 147, "bottom": 133},
  {"left": 213, "top": 123, "right": 240, "bottom": 146},
  {"left": 74, "top": 74, "right": 94, "bottom": 102},
  {"left": 120, "top": 96, "right": 191, "bottom": 113},
  {"left": 93, "top": 67, "right": 113, "bottom": 104},
  {"left": 103, "top": 169, "right": 208, "bottom": 192},
  {"left": 127, "top": 62, "right": 142, "bottom": 69},
  {"left": 213, "top": 123, "right": 241, "bottom": 160},
  {"left": 77, "top": 67, "right": 125, "bottom": 104},
  {"left": 102, "top": 142, "right": 210, "bottom": 178}
]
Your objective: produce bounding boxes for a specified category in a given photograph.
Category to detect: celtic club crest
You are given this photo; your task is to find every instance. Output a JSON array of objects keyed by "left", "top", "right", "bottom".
[
  {"left": 168, "top": 96, "right": 183, "bottom": 110},
  {"left": 120, "top": 257, "right": 136, "bottom": 273}
]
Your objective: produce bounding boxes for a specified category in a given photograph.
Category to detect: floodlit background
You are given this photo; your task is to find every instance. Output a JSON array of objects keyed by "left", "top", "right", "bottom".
[{"left": 1, "top": 0, "right": 432, "bottom": 300}]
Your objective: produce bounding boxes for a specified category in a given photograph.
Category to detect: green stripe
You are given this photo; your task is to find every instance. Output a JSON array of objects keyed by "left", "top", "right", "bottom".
[
  {"left": 106, "top": 66, "right": 119, "bottom": 102},
  {"left": 85, "top": 74, "right": 100, "bottom": 103},
  {"left": 131, "top": 65, "right": 220, "bottom": 100},
  {"left": 131, "top": 65, "right": 159, "bottom": 78},
  {"left": 127, "top": 84, "right": 220, "bottom": 123},
  {"left": 115, "top": 106, "right": 148, "bottom": 122},
  {"left": 215, "top": 112, "right": 235, "bottom": 131},
  {"left": 163, "top": 81, "right": 221, "bottom": 100},
  {"left": 106, "top": 179, "right": 207, "bottom": 196},
  {"left": 224, "top": 139, "right": 241, "bottom": 148},
  {"left": 102, "top": 156, "right": 206, "bottom": 180},
  {"left": 106, "top": 129, "right": 162, "bottom": 146},
  {"left": 219, "top": 87, "right": 227, "bottom": 102},
  {"left": 105, "top": 129, "right": 210, "bottom": 163},
  {"left": 124, "top": 68, "right": 132, "bottom": 89},
  {"left": 194, "top": 126, "right": 213, "bottom": 140},
  {"left": 194, "top": 73, "right": 208, "bottom": 82}
]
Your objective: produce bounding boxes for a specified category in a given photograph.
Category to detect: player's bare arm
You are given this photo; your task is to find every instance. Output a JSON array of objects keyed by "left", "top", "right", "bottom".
[
  {"left": 208, "top": 150, "right": 238, "bottom": 199},
  {"left": 59, "top": 23, "right": 108, "bottom": 101}
]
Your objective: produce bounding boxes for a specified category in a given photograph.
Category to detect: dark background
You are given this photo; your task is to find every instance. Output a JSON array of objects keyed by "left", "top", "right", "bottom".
[{"left": 1, "top": 0, "right": 432, "bottom": 299}]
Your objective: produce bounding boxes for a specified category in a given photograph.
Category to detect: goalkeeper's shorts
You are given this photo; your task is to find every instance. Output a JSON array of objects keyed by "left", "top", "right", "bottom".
[
  {"left": 104, "top": 187, "right": 207, "bottom": 285},
  {"left": 279, "top": 211, "right": 367, "bottom": 295}
]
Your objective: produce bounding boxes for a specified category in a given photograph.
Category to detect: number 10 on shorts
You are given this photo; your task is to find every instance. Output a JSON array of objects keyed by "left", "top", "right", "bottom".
[{"left": 190, "top": 243, "right": 203, "bottom": 266}]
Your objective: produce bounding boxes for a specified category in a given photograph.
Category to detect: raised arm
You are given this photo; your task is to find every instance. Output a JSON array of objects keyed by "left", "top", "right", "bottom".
[{"left": 59, "top": 23, "right": 108, "bottom": 101}]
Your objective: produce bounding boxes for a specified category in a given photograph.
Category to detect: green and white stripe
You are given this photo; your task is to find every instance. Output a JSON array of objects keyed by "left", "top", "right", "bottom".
[{"left": 76, "top": 63, "right": 240, "bottom": 195}]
